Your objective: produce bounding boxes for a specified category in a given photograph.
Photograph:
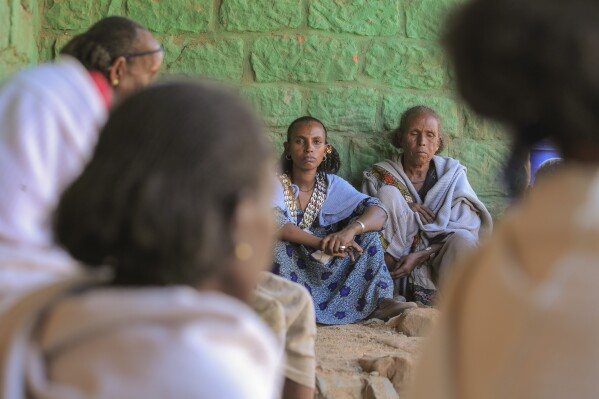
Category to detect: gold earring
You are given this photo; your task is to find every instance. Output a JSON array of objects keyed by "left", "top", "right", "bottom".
[
  {"left": 112, "top": 79, "right": 119, "bottom": 87},
  {"left": 235, "top": 242, "right": 253, "bottom": 261}
]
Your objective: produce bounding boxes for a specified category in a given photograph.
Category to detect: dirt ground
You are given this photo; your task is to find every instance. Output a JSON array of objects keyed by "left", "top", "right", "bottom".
[{"left": 315, "top": 319, "right": 426, "bottom": 398}]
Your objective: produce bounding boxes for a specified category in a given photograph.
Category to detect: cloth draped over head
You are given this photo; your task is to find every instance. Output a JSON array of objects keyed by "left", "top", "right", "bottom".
[{"left": 0, "top": 56, "right": 108, "bottom": 300}]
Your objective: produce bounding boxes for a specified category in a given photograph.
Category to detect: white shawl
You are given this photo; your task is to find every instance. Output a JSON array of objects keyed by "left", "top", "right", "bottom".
[
  {"left": 364, "top": 155, "right": 493, "bottom": 241},
  {"left": 0, "top": 57, "right": 107, "bottom": 299},
  {"left": 0, "top": 277, "right": 284, "bottom": 399}
]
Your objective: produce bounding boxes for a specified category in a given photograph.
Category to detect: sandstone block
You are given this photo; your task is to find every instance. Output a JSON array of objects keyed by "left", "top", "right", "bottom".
[
  {"left": 308, "top": 0, "right": 401, "bottom": 36},
  {"left": 45, "top": 0, "right": 124, "bottom": 31},
  {"left": 174, "top": 40, "right": 244, "bottom": 81},
  {"left": 252, "top": 35, "right": 359, "bottom": 83},
  {"left": 405, "top": 0, "right": 462, "bottom": 40},
  {"left": 1, "top": 0, "right": 10, "bottom": 49},
  {"left": 383, "top": 93, "right": 461, "bottom": 137},
  {"left": 242, "top": 86, "right": 302, "bottom": 127},
  {"left": 347, "top": 138, "right": 398, "bottom": 185},
  {"left": 307, "top": 88, "right": 378, "bottom": 132},
  {"left": 127, "top": 0, "right": 212, "bottom": 33},
  {"left": 364, "top": 376, "right": 399, "bottom": 399},
  {"left": 220, "top": 0, "right": 301, "bottom": 32},
  {"left": 449, "top": 138, "right": 510, "bottom": 214},
  {"left": 315, "top": 373, "right": 365, "bottom": 399},
  {"left": 359, "top": 354, "right": 416, "bottom": 394},
  {"left": 464, "top": 108, "right": 509, "bottom": 141},
  {"left": 364, "top": 42, "right": 444, "bottom": 89},
  {"left": 45, "top": 0, "right": 94, "bottom": 30},
  {"left": 387, "top": 307, "right": 440, "bottom": 337}
]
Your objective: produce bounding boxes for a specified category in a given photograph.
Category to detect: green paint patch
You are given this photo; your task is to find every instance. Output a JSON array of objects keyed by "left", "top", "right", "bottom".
[
  {"left": 220, "top": 0, "right": 301, "bottom": 32},
  {"left": 308, "top": 88, "right": 378, "bottom": 132},
  {"left": 127, "top": 0, "right": 212, "bottom": 33},
  {"left": 364, "top": 41, "right": 444, "bottom": 89},
  {"left": 172, "top": 39, "right": 244, "bottom": 81},
  {"left": 308, "top": 0, "right": 401, "bottom": 36},
  {"left": 242, "top": 86, "right": 303, "bottom": 127},
  {"left": 252, "top": 35, "right": 359, "bottom": 83}
]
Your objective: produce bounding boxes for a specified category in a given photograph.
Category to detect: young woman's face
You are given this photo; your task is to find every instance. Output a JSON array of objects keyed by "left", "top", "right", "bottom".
[{"left": 285, "top": 121, "right": 330, "bottom": 172}]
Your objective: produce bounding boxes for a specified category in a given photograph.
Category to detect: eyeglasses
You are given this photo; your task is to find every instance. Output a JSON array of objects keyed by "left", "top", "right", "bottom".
[{"left": 123, "top": 47, "right": 163, "bottom": 60}]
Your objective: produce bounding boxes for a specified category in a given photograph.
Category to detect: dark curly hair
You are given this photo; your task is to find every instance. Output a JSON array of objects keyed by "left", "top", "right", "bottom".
[
  {"left": 280, "top": 116, "right": 341, "bottom": 175},
  {"left": 444, "top": 0, "right": 599, "bottom": 195},
  {"left": 61, "top": 16, "right": 146, "bottom": 81},
  {"left": 391, "top": 106, "right": 445, "bottom": 153},
  {"left": 54, "top": 81, "right": 271, "bottom": 287}
]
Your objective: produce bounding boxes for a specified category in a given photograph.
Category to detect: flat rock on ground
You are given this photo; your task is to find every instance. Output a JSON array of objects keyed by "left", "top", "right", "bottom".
[{"left": 315, "top": 319, "right": 427, "bottom": 399}]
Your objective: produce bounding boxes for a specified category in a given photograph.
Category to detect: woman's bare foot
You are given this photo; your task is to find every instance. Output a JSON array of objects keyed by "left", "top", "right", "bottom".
[{"left": 369, "top": 298, "right": 417, "bottom": 321}]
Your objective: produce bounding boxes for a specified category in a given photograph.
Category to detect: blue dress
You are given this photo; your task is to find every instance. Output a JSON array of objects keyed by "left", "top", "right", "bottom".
[{"left": 272, "top": 174, "right": 393, "bottom": 325}]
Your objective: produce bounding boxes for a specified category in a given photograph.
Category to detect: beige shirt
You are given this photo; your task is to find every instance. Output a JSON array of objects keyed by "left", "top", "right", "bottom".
[{"left": 408, "top": 166, "right": 599, "bottom": 399}]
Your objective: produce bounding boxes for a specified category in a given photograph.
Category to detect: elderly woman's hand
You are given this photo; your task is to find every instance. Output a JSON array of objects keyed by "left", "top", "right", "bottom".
[
  {"left": 408, "top": 203, "right": 435, "bottom": 224},
  {"left": 390, "top": 252, "right": 428, "bottom": 278}
]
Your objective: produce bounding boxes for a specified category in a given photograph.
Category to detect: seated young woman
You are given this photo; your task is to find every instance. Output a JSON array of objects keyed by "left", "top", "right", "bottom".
[
  {"left": 273, "top": 116, "right": 406, "bottom": 325},
  {"left": 0, "top": 82, "right": 283, "bottom": 399}
]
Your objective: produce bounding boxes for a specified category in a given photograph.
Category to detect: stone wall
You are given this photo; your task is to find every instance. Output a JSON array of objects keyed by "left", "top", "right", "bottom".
[
  {"left": 9, "top": 0, "right": 512, "bottom": 214},
  {"left": 0, "top": 0, "right": 39, "bottom": 79}
]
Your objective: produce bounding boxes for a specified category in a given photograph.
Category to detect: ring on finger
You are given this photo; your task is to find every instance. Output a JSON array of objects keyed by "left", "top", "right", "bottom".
[{"left": 339, "top": 245, "right": 346, "bottom": 251}]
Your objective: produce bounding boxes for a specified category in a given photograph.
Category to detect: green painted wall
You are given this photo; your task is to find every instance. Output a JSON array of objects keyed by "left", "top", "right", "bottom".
[
  {"left": 0, "top": 0, "right": 39, "bottom": 79},
  {"left": 3, "top": 0, "right": 513, "bottom": 214}
]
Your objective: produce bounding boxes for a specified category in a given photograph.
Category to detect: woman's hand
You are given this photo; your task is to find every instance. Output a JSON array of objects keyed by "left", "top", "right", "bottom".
[
  {"left": 408, "top": 203, "right": 435, "bottom": 224},
  {"left": 390, "top": 252, "right": 428, "bottom": 278},
  {"left": 321, "top": 228, "right": 363, "bottom": 261}
]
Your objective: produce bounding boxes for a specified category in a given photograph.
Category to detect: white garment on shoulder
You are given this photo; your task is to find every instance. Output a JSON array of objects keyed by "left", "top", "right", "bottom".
[
  {"left": 0, "top": 57, "right": 107, "bottom": 300},
  {"left": 25, "top": 286, "right": 283, "bottom": 399}
]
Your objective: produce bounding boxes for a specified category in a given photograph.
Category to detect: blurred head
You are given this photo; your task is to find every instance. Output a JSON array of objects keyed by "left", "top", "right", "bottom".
[
  {"left": 54, "top": 81, "right": 275, "bottom": 301},
  {"left": 534, "top": 158, "right": 564, "bottom": 185},
  {"left": 61, "top": 16, "right": 163, "bottom": 103},
  {"left": 392, "top": 106, "right": 444, "bottom": 167},
  {"left": 281, "top": 116, "right": 341, "bottom": 175},
  {"left": 445, "top": 0, "right": 599, "bottom": 193}
]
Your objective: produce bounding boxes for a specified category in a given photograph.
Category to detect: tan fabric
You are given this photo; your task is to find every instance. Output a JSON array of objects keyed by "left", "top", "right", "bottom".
[
  {"left": 252, "top": 272, "right": 317, "bottom": 389},
  {"left": 408, "top": 166, "right": 599, "bottom": 399},
  {"left": 0, "top": 276, "right": 283, "bottom": 399}
]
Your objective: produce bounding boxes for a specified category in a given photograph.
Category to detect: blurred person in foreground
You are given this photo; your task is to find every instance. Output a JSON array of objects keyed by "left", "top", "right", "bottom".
[
  {"left": 0, "top": 81, "right": 282, "bottom": 399},
  {"left": 0, "top": 16, "right": 163, "bottom": 302},
  {"left": 0, "top": 17, "right": 316, "bottom": 398},
  {"left": 408, "top": 0, "right": 599, "bottom": 398}
]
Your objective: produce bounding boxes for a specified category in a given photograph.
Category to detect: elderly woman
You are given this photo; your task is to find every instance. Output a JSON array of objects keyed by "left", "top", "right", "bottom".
[
  {"left": 0, "top": 82, "right": 282, "bottom": 399},
  {"left": 362, "top": 106, "right": 492, "bottom": 304},
  {"left": 407, "top": 0, "right": 599, "bottom": 398},
  {"left": 273, "top": 116, "right": 408, "bottom": 325}
]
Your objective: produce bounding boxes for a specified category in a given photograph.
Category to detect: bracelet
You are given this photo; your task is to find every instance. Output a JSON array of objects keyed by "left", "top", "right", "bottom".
[{"left": 354, "top": 220, "right": 365, "bottom": 234}]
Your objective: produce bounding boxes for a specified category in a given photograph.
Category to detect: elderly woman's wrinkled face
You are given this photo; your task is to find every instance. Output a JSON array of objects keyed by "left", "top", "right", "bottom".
[{"left": 400, "top": 112, "right": 441, "bottom": 167}]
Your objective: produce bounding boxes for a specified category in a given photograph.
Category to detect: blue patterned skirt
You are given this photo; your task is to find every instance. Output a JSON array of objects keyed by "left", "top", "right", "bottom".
[{"left": 272, "top": 217, "right": 393, "bottom": 325}]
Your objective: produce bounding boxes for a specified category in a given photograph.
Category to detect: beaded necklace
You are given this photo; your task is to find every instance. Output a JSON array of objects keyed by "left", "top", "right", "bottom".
[{"left": 279, "top": 172, "right": 327, "bottom": 229}]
